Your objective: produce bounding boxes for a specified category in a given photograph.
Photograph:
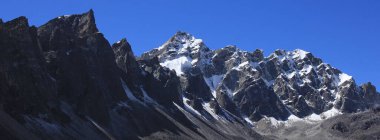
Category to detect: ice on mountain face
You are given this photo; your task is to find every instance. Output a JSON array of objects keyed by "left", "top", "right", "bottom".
[
  {"left": 177, "top": 99, "right": 235, "bottom": 122},
  {"left": 334, "top": 92, "right": 342, "bottom": 101},
  {"left": 287, "top": 71, "right": 297, "bottom": 79},
  {"left": 292, "top": 49, "right": 310, "bottom": 59},
  {"left": 204, "top": 75, "right": 224, "bottom": 98},
  {"left": 156, "top": 44, "right": 166, "bottom": 51},
  {"left": 232, "top": 61, "right": 259, "bottom": 72},
  {"left": 178, "top": 38, "right": 204, "bottom": 55},
  {"left": 160, "top": 56, "right": 192, "bottom": 76},
  {"left": 191, "top": 58, "right": 199, "bottom": 65},
  {"left": 238, "top": 61, "right": 250, "bottom": 68},
  {"left": 300, "top": 65, "right": 313, "bottom": 76},
  {"left": 338, "top": 73, "right": 352, "bottom": 85},
  {"left": 57, "top": 15, "right": 72, "bottom": 19},
  {"left": 203, "top": 102, "right": 220, "bottom": 120},
  {"left": 305, "top": 113, "right": 323, "bottom": 121},
  {"left": 321, "top": 108, "right": 342, "bottom": 119},
  {"left": 182, "top": 97, "right": 201, "bottom": 116},
  {"left": 121, "top": 79, "right": 138, "bottom": 101},
  {"left": 191, "top": 39, "right": 203, "bottom": 49},
  {"left": 244, "top": 117, "right": 254, "bottom": 126},
  {"left": 140, "top": 87, "right": 156, "bottom": 104},
  {"left": 121, "top": 79, "right": 146, "bottom": 105}
]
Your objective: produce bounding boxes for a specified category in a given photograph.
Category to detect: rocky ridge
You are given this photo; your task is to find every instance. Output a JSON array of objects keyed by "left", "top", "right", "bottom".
[{"left": 141, "top": 31, "right": 380, "bottom": 123}]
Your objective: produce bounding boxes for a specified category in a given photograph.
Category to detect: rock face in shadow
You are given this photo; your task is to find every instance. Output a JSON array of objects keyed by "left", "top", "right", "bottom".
[
  {"left": 37, "top": 9, "right": 127, "bottom": 127},
  {"left": 0, "top": 10, "right": 267, "bottom": 140},
  {"left": 0, "top": 16, "right": 58, "bottom": 123}
]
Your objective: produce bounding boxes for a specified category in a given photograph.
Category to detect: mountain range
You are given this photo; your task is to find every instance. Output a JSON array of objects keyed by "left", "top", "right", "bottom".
[{"left": 0, "top": 10, "right": 379, "bottom": 140}]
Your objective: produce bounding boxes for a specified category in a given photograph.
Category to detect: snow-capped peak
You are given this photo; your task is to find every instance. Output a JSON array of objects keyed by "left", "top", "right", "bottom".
[
  {"left": 291, "top": 49, "right": 310, "bottom": 59},
  {"left": 153, "top": 32, "right": 212, "bottom": 76},
  {"left": 57, "top": 15, "right": 72, "bottom": 19},
  {"left": 338, "top": 73, "right": 353, "bottom": 85},
  {"left": 172, "top": 31, "right": 197, "bottom": 44},
  {"left": 157, "top": 31, "right": 206, "bottom": 54}
]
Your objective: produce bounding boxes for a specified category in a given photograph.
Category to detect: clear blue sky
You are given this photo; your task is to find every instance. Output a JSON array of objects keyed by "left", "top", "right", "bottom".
[{"left": 1, "top": 0, "right": 380, "bottom": 88}]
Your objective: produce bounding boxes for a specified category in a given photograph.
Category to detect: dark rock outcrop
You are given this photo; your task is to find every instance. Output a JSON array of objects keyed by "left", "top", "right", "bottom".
[
  {"left": 138, "top": 57, "right": 183, "bottom": 107},
  {"left": 0, "top": 16, "right": 58, "bottom": 122},
  {"left": 37, "top": 10, "right": 127, "bottom": 126}
]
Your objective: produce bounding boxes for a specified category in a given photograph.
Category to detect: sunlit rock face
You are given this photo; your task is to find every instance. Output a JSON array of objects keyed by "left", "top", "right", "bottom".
[{"left": 142, "top": 31, "right": 380, "bottom": 123}]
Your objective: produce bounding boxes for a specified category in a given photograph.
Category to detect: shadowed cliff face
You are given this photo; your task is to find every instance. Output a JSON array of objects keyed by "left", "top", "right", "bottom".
[
  {"left": 0, "top": 10, "right": 268, "bottom": 140},
  {"left": 0, "top": 16, "right": 58, "bottom": 122},
  {"left": 0, "top": 10, "right": 127, "bottom": 139},
  {"left": 37, "top": 10, "right": 127, "bottom": 126}
]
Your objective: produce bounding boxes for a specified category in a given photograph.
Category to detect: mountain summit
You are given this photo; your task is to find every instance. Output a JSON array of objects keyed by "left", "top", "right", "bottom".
[{"left": 142, "top": 32, "right": 379, "bottom": 121}]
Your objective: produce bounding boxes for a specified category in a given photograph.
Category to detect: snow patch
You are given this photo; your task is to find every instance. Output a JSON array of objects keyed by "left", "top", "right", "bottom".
[
  {"left": 287, "top": 71, "right": 297, "bottom": 79},
  {"left": 191, "top": 58, "right": 199, "bottom": 65},
  {"left": 203, "top": 102, "right": 219, "bottom": 120},
  {"left": 292, "top": 49, "right": 310, "bottom": 59},
  {"left": 300, "top": 65, "right": 313, "bottom": 76},
  {"left": 121, "top": 79, "right": 139, "bottom": 102},
  {"left": 237, "top": 61, "right": 250, "bottom": 68},
  {"left": 140, "top": 87, "right": 156, "bottom": 104},
  {"left": 157, "top": 45, "right": 165, "bottom": 51},
  {"left": 232, "top": 61, "right": 259, "bottom": 72},
  {"left": 321, "top": 108, "right": 342, "bottom": 119},
  {"left": 160, "top": 56, "right": 192, "bottom": 76},
  {"left": 57, "top": 15, "right": 71, "bottom": 19},
  {"left": 182, "top": 97, "right": 201, "bottom": 116},
  {"left": 305, "top": 113, "right": 322, "bottom": 121},
  {"left": 87, "top": 117, "right": 115, "bottom": 139},
  {"left": 244, "top": 117, "right": 254, "bottom": 126},
  {"left": 338, "top": 73, "right": 352, "bottom": 85},
  {"left": 204, "top": 75, "right": 224, "bottom": 98}
]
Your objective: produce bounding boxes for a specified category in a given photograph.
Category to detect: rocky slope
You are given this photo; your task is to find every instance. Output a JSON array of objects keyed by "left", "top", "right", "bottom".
[
  {"left": 0, "top": 10, "right": 379, "bottom": 140},
  {"left": 254, "top": 107, "right": 380, "bottom": 140}
]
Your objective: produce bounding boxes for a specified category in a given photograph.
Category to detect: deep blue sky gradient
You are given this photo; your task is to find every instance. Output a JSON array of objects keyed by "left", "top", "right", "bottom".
[{"left": 1, "top": 0, "right": 380, "bottom": 88}]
